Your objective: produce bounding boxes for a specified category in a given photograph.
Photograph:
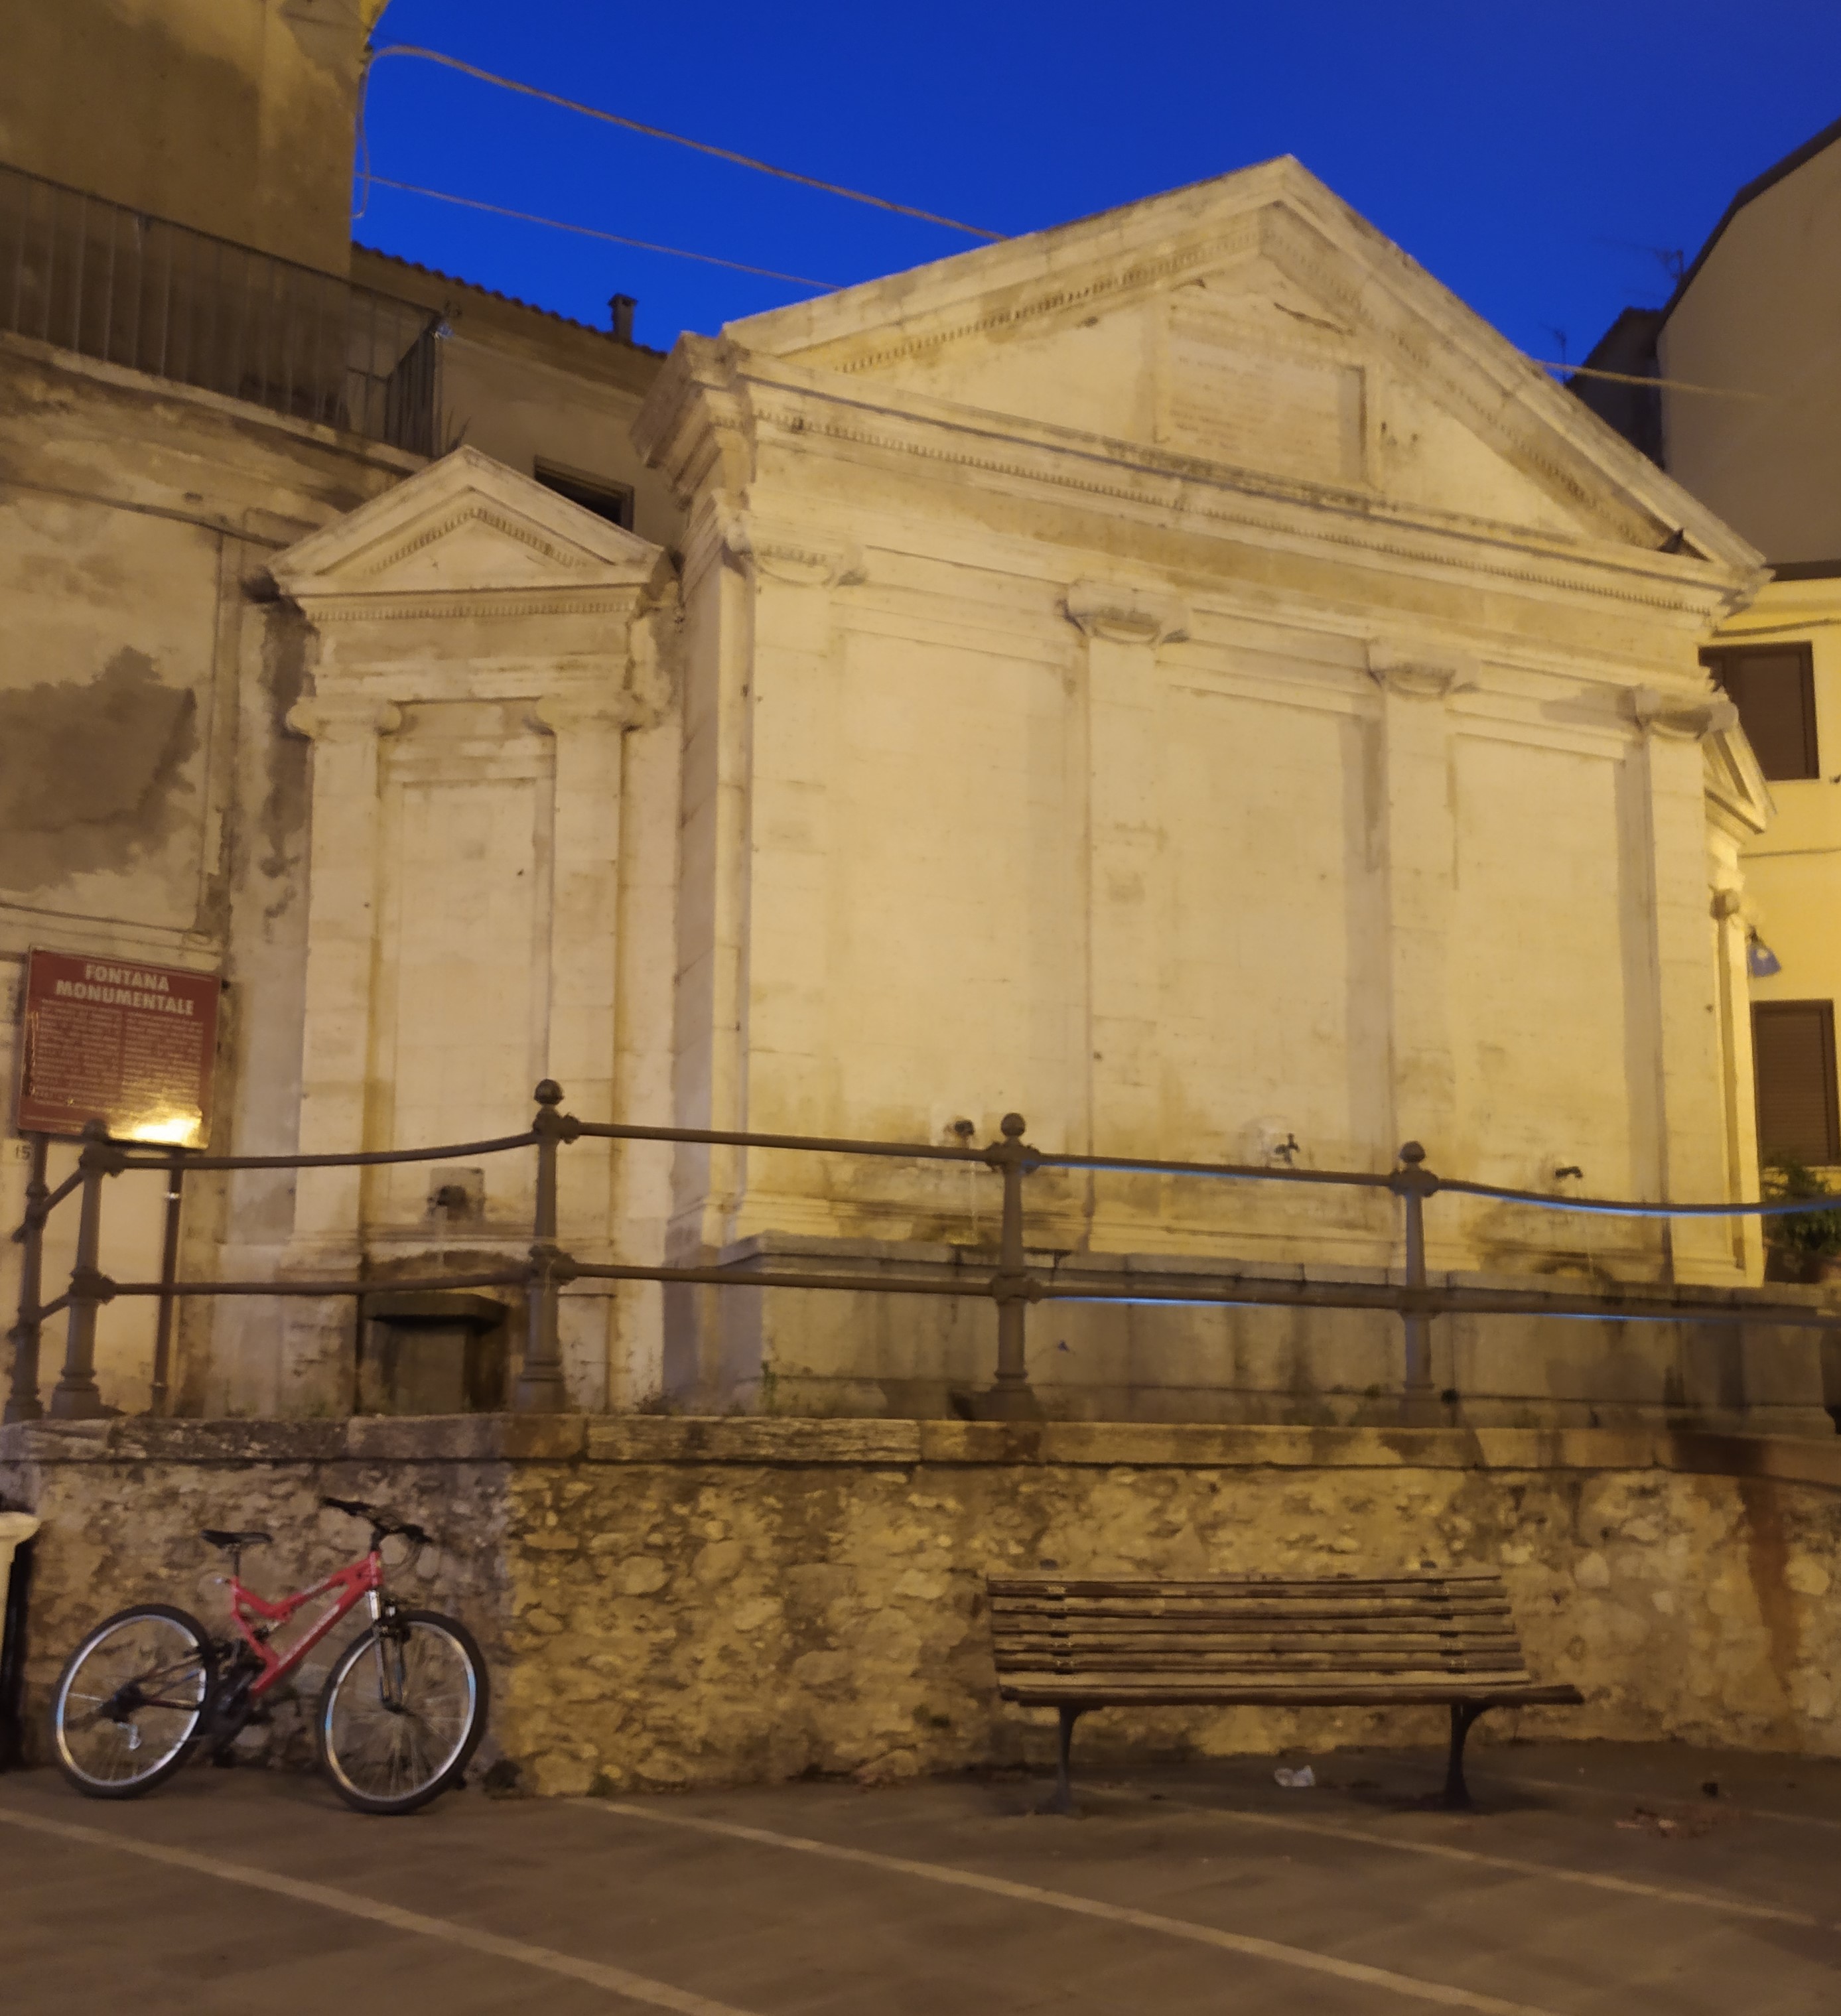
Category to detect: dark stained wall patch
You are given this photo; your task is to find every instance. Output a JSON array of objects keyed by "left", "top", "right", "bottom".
[{"left": 0, "top": 647, "right": 198, "bottom": 890}]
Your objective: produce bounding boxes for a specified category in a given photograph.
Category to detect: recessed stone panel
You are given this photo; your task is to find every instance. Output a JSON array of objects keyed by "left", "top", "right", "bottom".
[{"left": 1161, "top": 306, "right": 1365, "bottom": 484}]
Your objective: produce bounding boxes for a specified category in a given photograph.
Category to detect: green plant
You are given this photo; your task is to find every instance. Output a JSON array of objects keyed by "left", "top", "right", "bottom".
[{"left": 1761, "top": 1155, "right": 1841, "bottom": 1257}]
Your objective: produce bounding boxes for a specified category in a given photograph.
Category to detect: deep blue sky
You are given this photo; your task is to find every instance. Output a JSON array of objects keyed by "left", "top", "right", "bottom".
[{"left": 357, "top": 2, "right": 1841, "bottom": 363}]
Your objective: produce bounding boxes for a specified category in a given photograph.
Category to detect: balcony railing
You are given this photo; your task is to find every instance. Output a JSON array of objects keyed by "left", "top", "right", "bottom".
[{"left": 0, "top": 162, "right": 439, "bottom": 455}]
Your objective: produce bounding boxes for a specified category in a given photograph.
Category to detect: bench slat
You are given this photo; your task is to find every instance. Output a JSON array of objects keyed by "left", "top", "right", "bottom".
[
  {"left": 991, "top": 1621, "right": 1513, "bottom": 1642},
  {"left": 989, "top": 1614, "right": 1519, "bottom": 1636},
  {"left": 988, "top": 1574, "right": 1505, "bottom": 1591},
  {"left": 992, "top": 1643, "right": 1531, "bottom": 1666},
  {"left": 999, "top": 1679, "right": 1582, "bottom": 1707},
  {"left": 987, "top": 1572, "right": 1574, "bottom": 1715},
  {"left": 989, "top": 1597, "right": 1514, "bottom": 1619}
]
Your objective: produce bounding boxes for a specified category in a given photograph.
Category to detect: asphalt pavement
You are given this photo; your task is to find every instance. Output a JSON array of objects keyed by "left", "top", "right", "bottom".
[{"left": 4, "top": 1740, "right": 1840, "bottom": 2013}]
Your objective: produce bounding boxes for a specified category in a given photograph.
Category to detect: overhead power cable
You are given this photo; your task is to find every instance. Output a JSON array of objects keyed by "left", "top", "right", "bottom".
[
  {"left": 1533, "top": 358, "right": 1763, "bottom": 400},
  {"left": 364, "top": 176, "right": 841, "bottom": 289},
  {"left": 366, "top": 44, "right": 1003, "bottom": 241}
]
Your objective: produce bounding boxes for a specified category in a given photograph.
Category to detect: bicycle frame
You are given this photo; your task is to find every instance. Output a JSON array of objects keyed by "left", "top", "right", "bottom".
[{"left": 225, "top": 1552, "right": 384, "bottom": 1699}]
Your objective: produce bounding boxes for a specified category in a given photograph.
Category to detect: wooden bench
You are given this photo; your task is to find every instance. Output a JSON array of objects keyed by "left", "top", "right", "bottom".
[{"left": 988, "top": 1571, "right": 1581, "bottom": 1812}]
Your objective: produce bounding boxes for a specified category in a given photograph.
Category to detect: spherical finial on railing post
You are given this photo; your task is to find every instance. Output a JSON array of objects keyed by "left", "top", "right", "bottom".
[
  {"left": 514, "top": 1079, "right": 571, "bottom": 1414},
  {"left": 975, "top": 1111, "right": 1040, "bottom": 1421},
  {"left": 4, "top": 1133, "right": 50, "bottom": 1423},
  {"left": 50, "top": 1120, "right": 115, "bottom": 1420},
  {"left": 1393, "top": 1142, "right": 1437, "bottom": 1425}
]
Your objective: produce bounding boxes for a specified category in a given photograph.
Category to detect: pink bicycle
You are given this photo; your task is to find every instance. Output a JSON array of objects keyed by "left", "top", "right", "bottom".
[{"left": 49, "top": 1497, "right": 488, "bottom": 1815}]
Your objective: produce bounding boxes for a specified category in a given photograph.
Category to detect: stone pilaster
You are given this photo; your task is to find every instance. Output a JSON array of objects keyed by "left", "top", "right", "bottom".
[
  {"left": 1066, "top": 582, "right": 1188, "bottom": 1233},
  {"left": 283, "top": 693, "right": 401, "bottom": 1261},
  {"left": 1628, "top": 689, "right": 1747, "bottom": 1282},
  {"left": 736, "top": 518, "right": 862, "bottom": 1234},
  {"left": 1368, "top": 643, "right": 1475, "bottom": 1166}
]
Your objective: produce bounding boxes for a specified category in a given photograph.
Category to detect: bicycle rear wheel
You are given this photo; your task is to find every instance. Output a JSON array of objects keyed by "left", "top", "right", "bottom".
[
  {"left": 51, "top": 1605, "right": 215, "bottom": 1798},
  {"left": 316, "top": 1608, "right": 488, "bottom": 1815}
]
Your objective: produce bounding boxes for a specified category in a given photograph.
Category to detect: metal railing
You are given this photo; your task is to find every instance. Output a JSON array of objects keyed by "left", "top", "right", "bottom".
[
  {"left": 0, "top": 162, "right": 439, "bottom": 454},
  {"left": 6, "top": 1081, "right": 1839, "bottom": 1427}
]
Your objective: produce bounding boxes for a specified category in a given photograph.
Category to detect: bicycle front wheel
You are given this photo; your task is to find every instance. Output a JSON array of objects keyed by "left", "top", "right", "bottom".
[
  {"left": 316, "top": 1609, "right": 488, "bottom": 1815},
  {"left": 51, "top": 1605, "right": 215, "bottom": 1798}
]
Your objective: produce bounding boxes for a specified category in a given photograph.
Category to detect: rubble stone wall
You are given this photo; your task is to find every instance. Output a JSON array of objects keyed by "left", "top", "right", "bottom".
[{"left": 5, "top": 1416, "right": 1840, "bottom": 1796}]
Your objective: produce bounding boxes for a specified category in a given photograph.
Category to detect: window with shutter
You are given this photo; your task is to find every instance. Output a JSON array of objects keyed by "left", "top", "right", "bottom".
[
  {"left": 533, "top": 459, "right": 635, "bottom": 531},
  {"left": 1702, "top": 644, "right": 1819, "bottom": 781},
  {"left": 1753, "top": 1000, "right": 1840, "bottom": 1164}
]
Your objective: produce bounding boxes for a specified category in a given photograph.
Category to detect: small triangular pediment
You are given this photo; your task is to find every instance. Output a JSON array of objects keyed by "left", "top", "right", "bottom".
[
  {"left": 271, "top": 444, "right": 667, "bottom": 604},
  {"left": 1706, "top": 716, "right": 1776, "bottom": 839},
  {"left": 726, "top": 161, "right": 1757, "bottom": 564}
]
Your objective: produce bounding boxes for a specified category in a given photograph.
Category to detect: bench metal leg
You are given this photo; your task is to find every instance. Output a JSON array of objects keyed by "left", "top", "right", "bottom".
[
  {"left": 1041, "top": 1705, "right": 1084, "bottom": 1816},
  {"left": 1443, "top": 1702, "right": 1491, "bottom": 1809}
]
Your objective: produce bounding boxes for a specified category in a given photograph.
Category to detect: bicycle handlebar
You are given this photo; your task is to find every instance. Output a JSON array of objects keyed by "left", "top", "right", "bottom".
[{"left": 320, "top": 1496, "right": 432, "bottom": 1548}]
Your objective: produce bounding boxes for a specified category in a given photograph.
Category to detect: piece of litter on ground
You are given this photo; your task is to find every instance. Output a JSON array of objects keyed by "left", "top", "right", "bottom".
[
  {"left": 1615, "top": 1804, "right": 1714, "bottom": 1840},
  {"left": 1274, "top": 1766, "right": 1316, "bottom": 1789}
]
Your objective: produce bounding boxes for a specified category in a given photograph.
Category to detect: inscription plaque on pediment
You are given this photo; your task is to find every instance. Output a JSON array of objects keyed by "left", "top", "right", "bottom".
[{"left": 1160, "top": 306, "right": 1365, "bottom": 486}]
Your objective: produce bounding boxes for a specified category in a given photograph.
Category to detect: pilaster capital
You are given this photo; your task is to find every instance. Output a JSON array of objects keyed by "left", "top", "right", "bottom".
[
  {"left": 1063, "top": 580, "right": 1190, "bottom": 646},
  {"left": 284, "top": 696, "right": 403, "bottom": 742},
  {"left": 694, "top": 502, "right": 866, "bottom": 590},
  {"left": 1627, "top": 687, "right": 1740, "bottom": 741},
  {"left": 1366, "top": 643, "right": 1478, "bottom": 700},
  {"left": 527, "top": 691, "right": 639, "bottom": 738}
]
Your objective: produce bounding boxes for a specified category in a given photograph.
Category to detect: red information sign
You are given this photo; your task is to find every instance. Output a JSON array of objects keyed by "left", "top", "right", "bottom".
[{"left": 15, "top": 949, "right": 221, "bottom": 1147}]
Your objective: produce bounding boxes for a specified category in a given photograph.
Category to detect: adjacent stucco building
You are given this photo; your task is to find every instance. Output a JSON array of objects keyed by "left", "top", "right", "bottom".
[{"left": 1578, "top": 114, "right": 1841, "bottom": 1193}]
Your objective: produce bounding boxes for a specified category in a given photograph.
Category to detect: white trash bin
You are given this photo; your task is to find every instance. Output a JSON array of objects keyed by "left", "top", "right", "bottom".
[{"left": 0, "top": 1512, "right": 41, "bottom": 1670}]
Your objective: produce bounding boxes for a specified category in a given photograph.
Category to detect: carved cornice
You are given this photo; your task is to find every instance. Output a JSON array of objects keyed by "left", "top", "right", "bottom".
[
  {"left": 734, "top": 368, "right": 1745, "bottom": 625},
  {"left": 301, "top": 588, "right": 651, "bottom": 624},
  {"left": 632, "top": 334, "right": 755, "bottom": 506},
  {"left": 355, "top": 504, "right": 596, "bottom": 578},
  {"left": 1063, "top": 580, "right": 1190, "bottom": 646},
  {"left": 811, "top": 218, "right": 1263, "bottom": 376},
  {"left": 1367, "top": 643, "right": 1479, "bottom": 700},
  {"left": 271, "top": 444, "right": 668, "bottom": 601},
  {"left": 1628, "top": 687, "right": 1740, "bottom": 741}
]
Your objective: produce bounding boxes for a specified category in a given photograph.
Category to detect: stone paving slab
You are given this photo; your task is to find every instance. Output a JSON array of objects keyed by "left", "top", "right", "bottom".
[{"left": 2, "top": 1744, "right": 1839, "bottom": 2013}]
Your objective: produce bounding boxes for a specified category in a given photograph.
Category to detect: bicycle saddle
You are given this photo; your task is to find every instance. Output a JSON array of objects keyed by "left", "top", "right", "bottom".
[{"left": 201, "top": 1528, "right": 273, "bottom": 1550}]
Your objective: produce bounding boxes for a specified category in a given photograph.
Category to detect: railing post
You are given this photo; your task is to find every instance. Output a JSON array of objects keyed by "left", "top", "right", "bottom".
[
  {"left": 981, "top": 1112, "right": 1041, "bottom": 1422},
  {"left": 512, "top": 1079, "right": 573, "bottom": 1414},
  {"left": 3, "top": 1134, "right": 49, "bottom": 1424},
  {"left": 149, "top": 1156, "right": 187, "bottom": 1417},
  {"left": 1393, "top": 1140, "right": 1441, "bottom": 1426},
  {"left": 50, "top": 1121, "right": 124, "bottom": 1421}
]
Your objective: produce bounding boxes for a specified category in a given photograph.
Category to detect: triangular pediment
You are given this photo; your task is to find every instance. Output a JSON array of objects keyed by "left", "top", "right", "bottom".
[
  {"left": 271, "top": 445, "right": 668, "bottom": 606},
  {"left": 1706, "top": 714, "right": 1776, "bottom": 839},
  {"left": 726, "top": 160, "right": 1758, "bottom": 564}
]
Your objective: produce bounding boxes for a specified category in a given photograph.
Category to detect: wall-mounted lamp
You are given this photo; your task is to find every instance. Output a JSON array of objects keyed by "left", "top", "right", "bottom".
[{"left": 1747, "top": 933, "right": 1782, "bottom": 978}]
